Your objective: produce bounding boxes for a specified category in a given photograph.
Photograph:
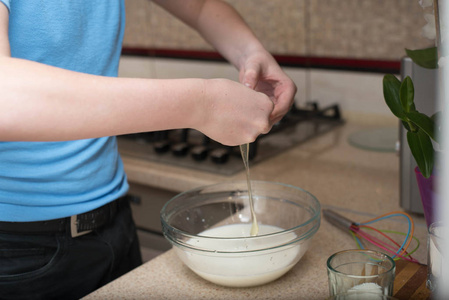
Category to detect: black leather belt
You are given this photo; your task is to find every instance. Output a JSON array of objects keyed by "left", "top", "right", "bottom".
[{"left": 0, "top": 196, "right": 128, "bottom": 237}]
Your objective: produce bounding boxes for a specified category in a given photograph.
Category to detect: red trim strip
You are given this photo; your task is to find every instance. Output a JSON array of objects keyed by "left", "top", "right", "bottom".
[{"left": 121, "top": 47, "right": 400, "bottom": 74}]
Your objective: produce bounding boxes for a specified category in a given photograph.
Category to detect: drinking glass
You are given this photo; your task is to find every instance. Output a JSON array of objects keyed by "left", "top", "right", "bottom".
[
  {"left": 327, "top": 292, "right": 398, "bottom": 300},
  {"left": 327, "top": 249, "right": 396, "bottom": 298}
]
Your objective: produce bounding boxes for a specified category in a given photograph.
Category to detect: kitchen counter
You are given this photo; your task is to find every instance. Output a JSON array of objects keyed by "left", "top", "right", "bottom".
[{"left": 84, "top": 121, "right": 429, "bottom": 300}]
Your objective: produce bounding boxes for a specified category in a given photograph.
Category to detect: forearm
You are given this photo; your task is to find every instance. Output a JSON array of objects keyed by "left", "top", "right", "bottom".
[
  {"left": 195, "top": 1, "right": 267, "bottom": 69},
  {"left": 0, "top": 57, "right": 203, "bottom": 141},
  {"left": 152, "top": 0, "right": 267, "bottom": 70}
]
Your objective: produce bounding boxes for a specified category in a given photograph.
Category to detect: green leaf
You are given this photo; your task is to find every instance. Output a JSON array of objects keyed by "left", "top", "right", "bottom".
[
  {"left": 405, "top": 47, "right": 438, "bottom": 69},
  {"left": 383, "top": 74, "right": 406, "bottom": 120},
  {"left": 431, "top": 111, "right": 441, "bottom": 123},
  {"left": 431, "top": 111, "right": 442, "bottom": 141},
  {"left": 407, "top": 130, "right": 434, "bottom": 178},
  {"left": 406, "top": 111, "right": 436, "bottom": 142},
  {"left": 399, "top": 76, "right": 415, "bottom": 113},
  {"left": 402, "top": 120, "right": 412, "bottom": 132}
]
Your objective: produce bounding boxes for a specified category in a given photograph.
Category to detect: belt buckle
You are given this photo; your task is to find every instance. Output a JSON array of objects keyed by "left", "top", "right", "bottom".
[{"left": 70, "top": 215, "right": 92, "bottom": 238}]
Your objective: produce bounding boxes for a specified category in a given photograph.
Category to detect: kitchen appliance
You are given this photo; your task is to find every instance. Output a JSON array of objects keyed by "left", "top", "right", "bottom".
[
  {"left": 399, "top": 57, "right": 438, "bottom": 214},
  {"left": 117, "top": 101, "right": 343, "bottom": 175}
]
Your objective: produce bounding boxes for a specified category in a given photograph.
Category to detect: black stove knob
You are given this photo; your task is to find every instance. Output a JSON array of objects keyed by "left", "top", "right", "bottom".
[
  {"left": 153, "top": 130, "right": 170, "bottom": 153},
  {"left": 153, "top": 140, "right": 170, "bottom": 154},
  {"left": 191, "top": 145, "right": 208, "bottom": 161},
  {"left": 210, "top": 148, "right": 230, "bottom": 164},
  {"left": 171, "top": 129, "right": 190, "bottom": 156},
  {"left": 172, "top": 142, "right": 189, "bottom": 157}
]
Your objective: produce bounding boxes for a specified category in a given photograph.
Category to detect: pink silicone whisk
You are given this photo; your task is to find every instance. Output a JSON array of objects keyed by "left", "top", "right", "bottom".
[{"left": 323, "top": 209, "right": 420, "bottom": 263}]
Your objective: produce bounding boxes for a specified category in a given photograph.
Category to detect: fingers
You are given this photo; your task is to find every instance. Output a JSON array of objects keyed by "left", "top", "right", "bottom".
[
  {"left": 240, "top": 58, "right": 297, "bottom": 126},
  {"left": 270, "top": 83, "right": 297, "bottom": 124},
  {"left": 197, "top": 78, "right": 275, "bottom": 146},
  {"left": 240, "top": 62, "right": 261, "bottom": 90}
]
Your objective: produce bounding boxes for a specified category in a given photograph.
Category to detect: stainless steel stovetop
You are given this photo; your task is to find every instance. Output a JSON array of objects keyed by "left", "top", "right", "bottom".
[{"left": 117, "top": 102, "right": 344, "bottom": 175}]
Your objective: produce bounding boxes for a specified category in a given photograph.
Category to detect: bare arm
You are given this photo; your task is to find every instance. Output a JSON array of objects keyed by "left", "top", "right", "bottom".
[
  {"left": 151, "top": 0, "right": 263, "bottom": 70},
  {"left": 0, "top": 4, "right": 273, "bottom": 145},
  {"left": 152, "top": 0, "right": 297, "bottom": 123}
]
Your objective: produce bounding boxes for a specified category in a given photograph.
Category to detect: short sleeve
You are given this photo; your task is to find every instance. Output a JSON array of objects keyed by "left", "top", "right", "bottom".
[{"left": 0, "top": 0, "right": 10, "bottom": 12}]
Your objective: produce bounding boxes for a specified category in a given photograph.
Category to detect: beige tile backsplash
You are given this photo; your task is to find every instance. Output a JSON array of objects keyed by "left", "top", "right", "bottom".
[
  {"left": 120, "top": 0, "right": 434, "bottom": 121},
  {"left": 123, "top": 0, "right": 434, "bottom": 60}
]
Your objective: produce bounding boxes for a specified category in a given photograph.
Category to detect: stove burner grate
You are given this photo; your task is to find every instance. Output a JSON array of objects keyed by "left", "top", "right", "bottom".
[{"left": 117, "top": 102, "right": 344, "bottom": 175}]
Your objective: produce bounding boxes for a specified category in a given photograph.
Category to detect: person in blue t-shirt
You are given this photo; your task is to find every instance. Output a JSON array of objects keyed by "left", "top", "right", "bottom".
[{"left": 0, "top": 1, "right": 296, "bottom": 299}]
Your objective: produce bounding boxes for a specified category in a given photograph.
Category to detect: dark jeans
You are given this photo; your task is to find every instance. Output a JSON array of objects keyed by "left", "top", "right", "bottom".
[{"left": 0, "top": 199, "right": 142, "bottom": 300}]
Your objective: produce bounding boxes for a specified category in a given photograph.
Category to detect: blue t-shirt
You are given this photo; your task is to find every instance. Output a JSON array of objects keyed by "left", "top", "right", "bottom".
[{"left": 0, "top": 0, "right": 129, "bottom": 221}]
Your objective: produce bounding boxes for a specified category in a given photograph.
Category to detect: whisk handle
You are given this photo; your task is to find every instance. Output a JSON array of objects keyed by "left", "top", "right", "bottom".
[{"left": 323, "top": 209, "right": 355, "bottom": 232}]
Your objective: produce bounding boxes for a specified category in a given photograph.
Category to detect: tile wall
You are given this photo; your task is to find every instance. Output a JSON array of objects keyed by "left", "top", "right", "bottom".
[
  {"left": 119, "top": 0, "right": 436, "bottom": 123},
  {"left": 123, "top": 0, "right": 434, "bottom": 60}
]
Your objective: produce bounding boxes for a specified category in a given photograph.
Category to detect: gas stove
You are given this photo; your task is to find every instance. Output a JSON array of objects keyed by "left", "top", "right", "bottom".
[{"left": 117, "top": 102, "right": 344, "bottom": 175}]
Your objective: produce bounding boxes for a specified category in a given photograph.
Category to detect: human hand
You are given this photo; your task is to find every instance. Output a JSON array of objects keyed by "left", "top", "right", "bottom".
[
  {"left": 239, "top": 50, "right": 297, "bottom": 125},
  {"left": 195, "top": 78, "right": 274, "bottom": 146}
]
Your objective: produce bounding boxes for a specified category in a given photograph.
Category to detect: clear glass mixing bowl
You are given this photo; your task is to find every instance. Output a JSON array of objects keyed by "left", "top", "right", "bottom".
[{"left": 160, "top": 180, "right": 321, "bottom": 287}]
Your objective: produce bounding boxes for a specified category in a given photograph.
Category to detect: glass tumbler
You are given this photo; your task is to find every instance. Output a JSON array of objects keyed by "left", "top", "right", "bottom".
[{"left": 327, "top": 249, "right": 396, "bottom": 297}]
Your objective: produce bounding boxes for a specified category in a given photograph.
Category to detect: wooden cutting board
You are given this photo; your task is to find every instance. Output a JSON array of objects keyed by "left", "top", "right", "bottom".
[{"left": 393, "top": 260, "right": 431, "bottom": 300}]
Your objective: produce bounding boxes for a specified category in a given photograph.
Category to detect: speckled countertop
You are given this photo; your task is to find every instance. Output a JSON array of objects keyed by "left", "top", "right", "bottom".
[{"left": 84, "top": 122, "right": 428, "bottom": 300}]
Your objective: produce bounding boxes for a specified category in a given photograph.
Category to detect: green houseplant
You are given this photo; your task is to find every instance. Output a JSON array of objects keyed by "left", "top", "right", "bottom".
[
  {"left": 382, "top": 46, "right": 439, "bottom": 226},
  {"left": 383, "top": 46, "right": 439, "bottom": 179}
]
